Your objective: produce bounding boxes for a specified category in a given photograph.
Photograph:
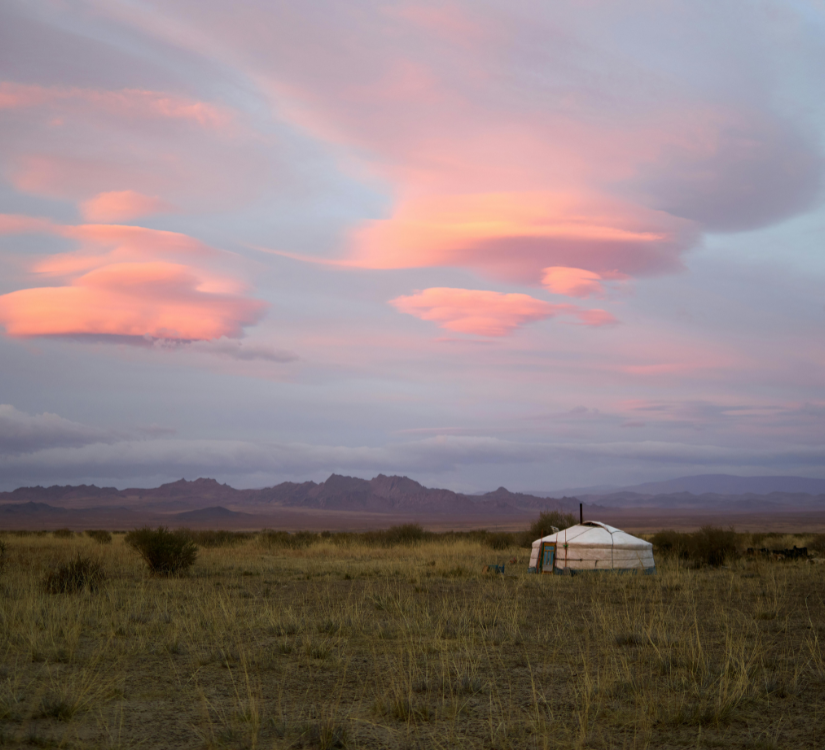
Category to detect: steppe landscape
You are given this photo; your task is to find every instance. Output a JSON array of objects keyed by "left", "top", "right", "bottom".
[
  {"left": 1, "top": 523, "right": 823, "bottom": 749},
  {"left": 3, "top": 2, "right": 825, "bottom": 749}
]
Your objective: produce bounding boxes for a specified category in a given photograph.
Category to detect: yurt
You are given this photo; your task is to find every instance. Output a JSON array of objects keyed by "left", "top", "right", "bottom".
[{"left": 528, "top": 521, "right": 655, "bottom": 574}]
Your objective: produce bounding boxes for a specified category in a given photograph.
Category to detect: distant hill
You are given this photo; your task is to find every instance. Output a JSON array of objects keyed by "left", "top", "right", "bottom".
[
  {"left": 0, "top": 474, "right": 580, "bottom": 518},
  {"left": 624, "top": 474, "right": 825, "bottom": 496},
  {"left": 538, "top": 474, "right": 825, "bottom": 497},
  {"left": 588, "top": 490, "right": 825, "bottom": 510}
]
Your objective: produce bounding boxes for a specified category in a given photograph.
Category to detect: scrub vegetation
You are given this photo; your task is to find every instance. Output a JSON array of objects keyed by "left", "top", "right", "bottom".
[{"left": 0, "top": 526, "right": 823, "bottom": 748}]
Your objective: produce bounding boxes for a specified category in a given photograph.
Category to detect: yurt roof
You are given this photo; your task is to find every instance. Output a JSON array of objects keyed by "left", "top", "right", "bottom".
[{"left": 532, "top": 521, "right": 651, "bottom": 550}]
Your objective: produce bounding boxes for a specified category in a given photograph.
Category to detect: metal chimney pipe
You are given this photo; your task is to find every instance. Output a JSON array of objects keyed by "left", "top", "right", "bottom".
[{"left": 580, "top": 502, "right": 583, "bottom": 524}]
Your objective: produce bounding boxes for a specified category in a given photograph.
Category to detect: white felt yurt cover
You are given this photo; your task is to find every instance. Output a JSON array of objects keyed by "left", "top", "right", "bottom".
[{"left": 529, "top": 521, "right": 655, "bottom": 573}]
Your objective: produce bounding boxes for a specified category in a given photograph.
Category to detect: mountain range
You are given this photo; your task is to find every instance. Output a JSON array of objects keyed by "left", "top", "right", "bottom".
[
  {"left": 0, "top": 473, "right": 583, "bottom": 528},
  {"left": 2, "top": 473, "right": 824, "bottom": 530}
]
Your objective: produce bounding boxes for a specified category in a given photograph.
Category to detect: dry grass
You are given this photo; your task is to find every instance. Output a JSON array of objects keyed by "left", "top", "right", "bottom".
[{"left": 0, "top": 531, "right": 822, "bottom": 748}]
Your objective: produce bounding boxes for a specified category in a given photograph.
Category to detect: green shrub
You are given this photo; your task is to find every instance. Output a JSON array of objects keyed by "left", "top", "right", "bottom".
[
  {"left": 44, "top": 555, "right": 104, "bottom": 593},
  {"left": 125, "top": 527, "right": 198, "bottom": 575},
  {"left": 651, "top": 526, "right": 739, "bottom": 567},
  {"left": 650, "top": 529, "right": 689, "bottom": 557},
  {"left": 52, "top": 528, "right": 76, "bottom": 539},
  {"left": 85, "top": 530, "right": 112, "bottom": 544},
  {"left": 523, "top": 511, "right": 577, "bottom": 547}
]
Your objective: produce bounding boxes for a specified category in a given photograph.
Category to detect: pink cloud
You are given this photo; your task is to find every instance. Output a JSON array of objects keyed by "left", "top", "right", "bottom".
[
  {"left": 1, "top": 81, "right": 264, "bottom": 210},
  {"left": 0, "top": 216, "right": 218, "bottom": 276},
  {"left": 542, "top": 267, "right": 605, "bottom": 298},
  {"left": 349, "top": 191, "right": 695, "bottom": 283},
  {"left": 131, "top": 4, "right": 814, "bottom": 289},
  {"left": 0, "top": 214, "right": 56, "bottom": 235},
  {"left": 0, "top": 262, "right": 265, "bottom": 341},
  {"left": 80, "top": 191, "right": 174, "bottom": 222},
  {"left": 574, "top": 308, "right": 619, "bottom": 327},
  {"left": 390, "top": 287, "right": 617, "bottom": 336},
  {"left": 0, "top": 216, "right": 264, "bottom": 342}
]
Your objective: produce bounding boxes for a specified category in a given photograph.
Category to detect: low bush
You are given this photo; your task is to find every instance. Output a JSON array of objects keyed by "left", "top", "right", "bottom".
[
  {"left": 650, "top": 529, "right": 689, "bottom": 557},
  {"left": 181, "top": 529, "right": 252, "bottom": 548},
  {"left": 807, "top": 534, "right": 825, "bottom": 554},
  {"left": 43, "top": 555, "right": 104, "bottom": 594},
  {"left": 85, "top": 530, "right": 112, "bottom": 544},
  {"left": 363, "top": 524, "right": 433, "bottom": 547},
  {"left": 652, "top": 526, "right": 739, "bottom": 567},
  {"left": 125, "top": 527, "right": 198, "bottom": 575},
  {"left": 52, "top": 528, "right": 76, "bottom": 539}
]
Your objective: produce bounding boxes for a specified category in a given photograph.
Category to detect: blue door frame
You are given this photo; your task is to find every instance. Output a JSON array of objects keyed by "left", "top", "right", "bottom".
[{"left": 540, "top": 543, "right": 556, "bottom": 573}]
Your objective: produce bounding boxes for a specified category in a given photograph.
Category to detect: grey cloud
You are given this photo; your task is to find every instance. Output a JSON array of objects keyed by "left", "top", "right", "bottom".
[
  {"left": 632, "top": 116, "right": 823, "bottom": 233},
  {"left": 191, "top": 341, "right": 299, "bottom": 363},
  {"left": 0, "top": 404, "right": 118, "bottom": 454},
  {"left": 2, "top": 432, "right": 824, "bottom": 490}
]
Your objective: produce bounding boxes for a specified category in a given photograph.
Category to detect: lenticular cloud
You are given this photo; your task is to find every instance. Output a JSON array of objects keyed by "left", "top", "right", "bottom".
[
  {"left": 349, "top": 192, "right": 697, "bottom": 284},
  {"left": 390, "top": 288, "right": 617, "bottom": 337},
  {"left": 0, "top": 262, "right": 265, "bottom": 341},
  {"left": 0, "top": 216, "right": 266, "bottom": 342}
]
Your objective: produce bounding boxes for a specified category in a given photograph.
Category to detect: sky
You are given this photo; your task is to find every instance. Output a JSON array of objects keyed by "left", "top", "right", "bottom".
[{"left": 1, "top": 0, "right": 824, "bottom": 493}]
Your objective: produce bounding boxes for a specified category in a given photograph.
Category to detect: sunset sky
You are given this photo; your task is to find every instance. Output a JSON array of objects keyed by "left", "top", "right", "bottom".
[{"left": 1, "top": 1, "right": 824, "bottom": 492}]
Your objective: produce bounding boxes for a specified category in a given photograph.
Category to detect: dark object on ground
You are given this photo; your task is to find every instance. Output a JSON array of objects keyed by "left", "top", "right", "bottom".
[
  {"left": 482, "top": 564, "right": 505, "bottom": 574},
  {"left": 125, "top": 527, "right": 198, "bottom": 575},
  {"left": 52, "top": 528, "right": 75, "bottom": 539},
  {"left": 44, "top": 554, "right": 104, "bottom": 593}
]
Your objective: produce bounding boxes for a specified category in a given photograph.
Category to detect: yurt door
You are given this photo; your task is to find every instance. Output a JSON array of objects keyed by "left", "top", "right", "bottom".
[{"left": 540, "top": 543, "right": 556, "bottom": 573}]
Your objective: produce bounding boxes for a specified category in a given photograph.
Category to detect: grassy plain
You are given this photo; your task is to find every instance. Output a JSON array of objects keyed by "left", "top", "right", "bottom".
[{"left": 0, "top": 531, "right": 823, "bottom": 749}]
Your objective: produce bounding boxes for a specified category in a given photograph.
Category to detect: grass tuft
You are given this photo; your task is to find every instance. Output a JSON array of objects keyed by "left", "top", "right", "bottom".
[
  {"left": 299, "top": 719, "right": 349, "bottom": 749},
  {"left": 37, "top": 696, "right": 78, "bottom": 721},
  {"left": 43, "top": 554, "right": 104, "bottom": 594}
]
